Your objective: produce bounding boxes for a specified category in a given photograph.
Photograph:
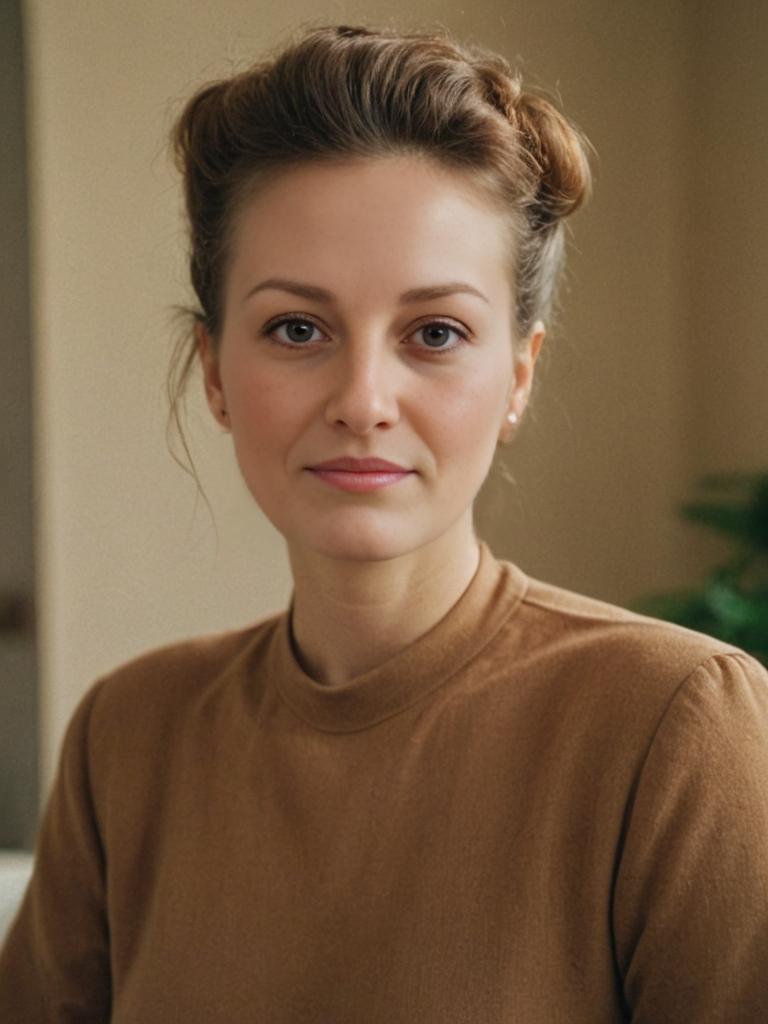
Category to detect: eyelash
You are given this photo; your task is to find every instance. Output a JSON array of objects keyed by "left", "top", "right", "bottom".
[{"left": 260, "top": 314, "right": 470, "bottom": 355}]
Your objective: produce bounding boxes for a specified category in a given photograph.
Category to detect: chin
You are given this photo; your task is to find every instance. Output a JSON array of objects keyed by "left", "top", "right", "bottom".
[{"left": 288, "top": 520, "right": 428, "bottom": 565}]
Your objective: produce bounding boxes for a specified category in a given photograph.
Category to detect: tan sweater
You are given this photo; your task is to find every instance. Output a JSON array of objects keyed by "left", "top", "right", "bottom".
[{"left": 2, "top": 541, "right": 768, "bottom": 1022}]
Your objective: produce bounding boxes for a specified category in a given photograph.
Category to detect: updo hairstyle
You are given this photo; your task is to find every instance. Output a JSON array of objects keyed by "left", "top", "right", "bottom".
[{"left": 168, "top": 22, "right": 592, "bottom": 431}]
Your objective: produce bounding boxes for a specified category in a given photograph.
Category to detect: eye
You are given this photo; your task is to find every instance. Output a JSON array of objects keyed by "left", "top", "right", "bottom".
[
  {"left": 260, "top": 314, "right": 469, "bottom": 353},
  {"left": 263, "top": 316, "right": 326, "bottom": 347},
  {"left": 410, "top": 320, "right": 469, "bottom": 354}
]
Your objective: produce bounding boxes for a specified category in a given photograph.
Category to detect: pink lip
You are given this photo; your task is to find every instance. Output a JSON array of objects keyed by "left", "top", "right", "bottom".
[
  {"left": 306, "top": 457, "right": 413, "bottom": 493},
  {"left": 310, "top": 457, "right": 409, "bottom": 472}
]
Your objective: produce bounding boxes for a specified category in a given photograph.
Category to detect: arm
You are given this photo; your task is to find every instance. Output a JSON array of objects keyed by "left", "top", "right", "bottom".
[
  {"left": 613, "top": 652, "right": 768, "bottom": 1022},
  {"left": 0, "top": 680, "right": 111, "bottom": 1022}
]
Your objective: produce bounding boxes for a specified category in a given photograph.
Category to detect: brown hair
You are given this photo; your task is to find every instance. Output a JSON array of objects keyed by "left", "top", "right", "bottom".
[{"left": 167, "top": 21, "right": 592, "bottom": 463}]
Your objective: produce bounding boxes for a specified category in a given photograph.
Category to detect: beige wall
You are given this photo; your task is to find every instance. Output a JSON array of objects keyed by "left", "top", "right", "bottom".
[
  {"left": 686, "top": 4, "right": 768, "bottom": 472},
  {"left": 23, "top": 0, "right": 767, "bottom": 793}
]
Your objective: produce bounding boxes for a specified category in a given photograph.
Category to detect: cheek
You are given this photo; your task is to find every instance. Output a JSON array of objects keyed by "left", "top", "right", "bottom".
[
  {"left": 425, "top": 363, "right": 509, "bottom": 458},
  {"left": 222, "top": 357, "right": 298, "bottom": 437}
]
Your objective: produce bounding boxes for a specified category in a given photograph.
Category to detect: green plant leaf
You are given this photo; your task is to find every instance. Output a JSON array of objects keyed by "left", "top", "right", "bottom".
[
  {"left": 681, "top": 501, "right": 753, "bottom": 541},
  {"left": 633, "top": 470, "right": 768, "bottom": 667},
  {"left": 704, "top": 580, "right": 768, "bottom": 631}
]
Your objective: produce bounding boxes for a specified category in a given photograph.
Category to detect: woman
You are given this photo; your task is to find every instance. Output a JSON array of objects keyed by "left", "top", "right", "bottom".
[{"left": 2, "top": 22, "right": 767, "bottom": 1023}]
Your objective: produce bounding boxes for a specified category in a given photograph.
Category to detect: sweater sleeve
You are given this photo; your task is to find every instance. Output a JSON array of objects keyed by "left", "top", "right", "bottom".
[
  {"left": 613, "top": 651, "right": 768, "bottom": 1022},
  {"left": 0, "top": 680, "right": 111, "bottom": 1022}
]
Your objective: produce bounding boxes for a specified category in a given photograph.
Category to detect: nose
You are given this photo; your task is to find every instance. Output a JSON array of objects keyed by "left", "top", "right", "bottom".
[{"left": 323, "top": 340, "right": 400, "bottom": 435}]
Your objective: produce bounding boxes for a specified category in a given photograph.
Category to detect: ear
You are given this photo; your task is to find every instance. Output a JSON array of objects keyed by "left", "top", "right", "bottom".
[
  {"left": 197, "top": 322, "right": 229, "bottom": 430},
  {"left": 499, "top": 320, "right": 546, "bottom": 444}
]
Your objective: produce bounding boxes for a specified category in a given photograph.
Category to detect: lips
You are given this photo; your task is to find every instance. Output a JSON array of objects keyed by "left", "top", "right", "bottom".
[
  {"left": 306, "top": 456, "right": 414, "bottom": 493},
  {"left": 309, "top": 457, "right": 410, "bottom": 473}
]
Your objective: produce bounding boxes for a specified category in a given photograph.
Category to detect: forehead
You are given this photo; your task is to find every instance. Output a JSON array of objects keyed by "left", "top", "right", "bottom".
[{"left": 225, "top": 155, "right": 513, "bottom": 310}]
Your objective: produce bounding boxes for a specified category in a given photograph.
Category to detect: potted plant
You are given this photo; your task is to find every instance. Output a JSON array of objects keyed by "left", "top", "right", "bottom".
[{"left": 632, "top": 472, "right": 768, "bottom": 666}]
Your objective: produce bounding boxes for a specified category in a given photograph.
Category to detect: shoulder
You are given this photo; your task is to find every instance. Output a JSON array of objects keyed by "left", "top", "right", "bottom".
[
  {"left": 516, "top": 570, "right": 746, "bottom": 683},
  {"left": 71, "top": 612, "right": 284, "bottom": 747},
  {"left": 496, "top": 566, "right": 768, "bottom": 741}
]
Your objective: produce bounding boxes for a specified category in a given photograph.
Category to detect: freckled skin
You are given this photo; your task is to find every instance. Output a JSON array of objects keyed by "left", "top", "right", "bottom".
[{"left": 199, "top": 154, "right": 543, "bottom": 574}]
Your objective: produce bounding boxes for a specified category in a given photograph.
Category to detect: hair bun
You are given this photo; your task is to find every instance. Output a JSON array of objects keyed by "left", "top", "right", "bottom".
[
  {"left": 475, "top": 59, "right": 592, "bottom": 226},
  {"left": 512, "top": 90, "right": 593, "bottom": 224}
]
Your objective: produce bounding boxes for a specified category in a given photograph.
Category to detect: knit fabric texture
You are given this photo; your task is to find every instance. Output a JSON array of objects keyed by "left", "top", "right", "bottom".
[{"left": 2, "top": 541, "right": 768, "bottom": 1022}]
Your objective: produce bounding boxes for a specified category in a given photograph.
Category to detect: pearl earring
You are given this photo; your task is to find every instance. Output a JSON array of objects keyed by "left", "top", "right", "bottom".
[{"left": 507, "top": 411, "right": 518, "bottom": 426}]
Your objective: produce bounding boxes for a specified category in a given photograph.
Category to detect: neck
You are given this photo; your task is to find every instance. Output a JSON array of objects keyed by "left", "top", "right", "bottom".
[{"left": 287, "top": 524, "right": 482, "bottom": 687}]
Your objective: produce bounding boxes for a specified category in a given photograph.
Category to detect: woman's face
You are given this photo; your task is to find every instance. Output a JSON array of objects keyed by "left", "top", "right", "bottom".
[{"left": 200, "top": 155, "right": 543, "bottom": 564}]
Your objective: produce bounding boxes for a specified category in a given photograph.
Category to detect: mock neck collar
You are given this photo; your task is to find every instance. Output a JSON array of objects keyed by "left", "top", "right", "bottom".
[{"left": 268, "top": 541, "right": 528, "bottom": 733}]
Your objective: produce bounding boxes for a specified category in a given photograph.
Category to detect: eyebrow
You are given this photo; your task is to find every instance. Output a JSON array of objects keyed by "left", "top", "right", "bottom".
[{"left": 242, "top": 277, "right": 490, "bottom": 306}]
